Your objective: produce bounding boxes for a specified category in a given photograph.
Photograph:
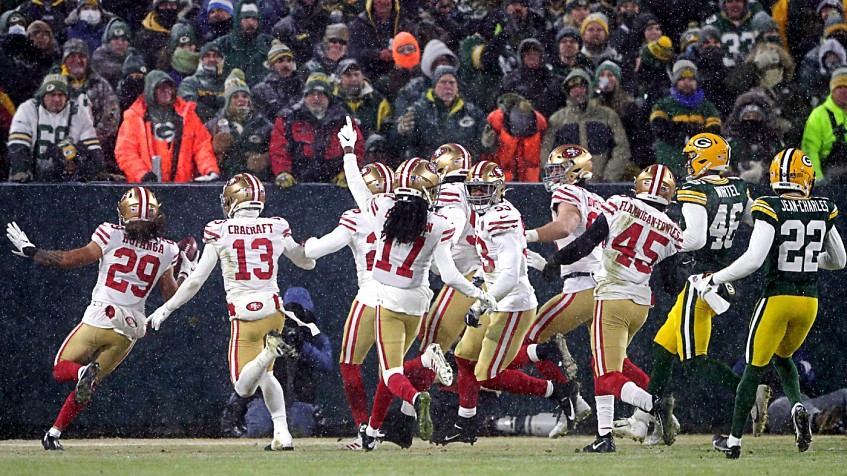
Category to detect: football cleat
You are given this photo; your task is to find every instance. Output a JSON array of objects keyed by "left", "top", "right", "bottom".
[
  {"left": 359, "top": 423, "right": 378, "bottom": 452},
  {"left": 550, "top": 381, "right": 579, "bottom": 421},
  {"left": 265, "top": 330, "right": 298, "bottom": 358},
  {"left": 74, "top": 361, "right": 100, "bottom": 406},
  {"left": 42, "top": 432, "right": 63, "bottom": 451},
  {"left": 434, "top": 416, "right": 478, "bottom": 445},
  {"left": 552, "top": 333, "right": 578, "bottom": 380},
  {"left": 613, "top": 416, "right": 649, "bottom": 442},
  {"left": 792, "top": 403, "right": 812, "bottom": 452},
  {"left": 650, "top": 394, "right": 676, "bottom": 446},
  {"left": 415, "top": 392, "right": 433, "bottom": 441},
  {"left": 713, "top": 434, "right": 741, "bottom": 459},
  {"left": 574, "top": 394, "right": 592, "bottom": 423},
  {"left": 265, "top": 428, "right": 294, "bottom": 451},
  {"left": 342, "top": 434, "right": 363, "bottom": 451},
  {"left": 751, "top": 384, "right": 772, "bottom": 437},
  {"left": 382, "top": 413, "right": 415, "bottom": 449},
  {"left": 643, "top": 414, "right": 680, "bottom": 447},
  {"left": 582, "top": 434, "right": 616, "bottom": 453},
  {"left": 548, "top": 414, "right": 570, "bottom": 438},
  {"left": 424, "top": 343, "right": 453, "bottom": 386}
]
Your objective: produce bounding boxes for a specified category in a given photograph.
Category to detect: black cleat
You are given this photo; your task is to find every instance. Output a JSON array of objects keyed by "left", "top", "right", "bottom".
[
  {"left": 74, "top": 362, "right": 100, "bottom": 406},
  {"left": 713, "top": 434, "right": 741, "bottom": 459},
  {"left": 651, "top": 394, "right": 676, "bottom": 446},
  {"left": 792, "top": 403, "right": 812, "bottom": 452},
  {"left": 42, "top": 432, "right": 63, "bottom": 451},
  {"left": 359, "top": 423, "right": 377, "bottom": 452},
  {"left": 382, "top": 413, "right": 415, "bottom": 449},
  {"left": 582, "top": 434, "right": 615, "bottom": 453},
  {"left": 433, "top": 416, "right": 479, "bottom": 446},
  {"left": 550, "top": 381, "right": 579, "bottom": 421}
]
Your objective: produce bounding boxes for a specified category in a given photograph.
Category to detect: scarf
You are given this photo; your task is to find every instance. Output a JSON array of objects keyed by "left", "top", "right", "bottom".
[{"left": 670, "top": 87, "right": 705, "bottom": 109}]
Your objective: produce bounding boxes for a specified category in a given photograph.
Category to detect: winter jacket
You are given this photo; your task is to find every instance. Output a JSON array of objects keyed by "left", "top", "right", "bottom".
[
  {"left": 542, "top": 99, "right": 631, "bottom": 182},
  {"left": 487, "top": 107, "right": 546, "bottom": 182},
  {"left": 177, "top": 66, "right": 226, "bottom": 124},
  {"left": 348, "top": 0, "right": 411, "bottom": 80},
  {"left": 0, "top": 35, "right": 60, "bottom": 105},
  {"left": 68, "top": 70, "right": 121, "bottom": 148},
  {"left": 271, "top": 2, "right": 330, "bottom": 65},
  {"left": 303, "top": 46, "right": 350, "bottom": 81},
  {"left": 802, "top": 95, "right": 847, "bottom": 179},
  {"left": 336, "top": 80, "right": 391, "bottom": 138},
  {"left": 17, "top": 0, "right": 69, "bottom": 43},
  {"left": 499, "top": 41, "right": 564, "bottom": 118},
  {"left": 134, "top": 11, "right": 173, "bottom": 69},
  {"left": 212, "top": 0, "right": 274, "bottom": 87},
  {"left": 91, "top": 45, "right": 137, "bottom": 90},
  {"left": 798, "top": 39, "right": 846, "bottom": 107},
  {"left": 250, "top": 72, "right": 304, "bottom": 120},
  {"left": 115, "top": 72, "right": 219, "bottom": 183},
  {"left": 650, "top": 90, "right": 721, "bottom": 179},
  {"left": 703, "top": 10, "right": 757, "bottom": 67},
  {"left": 65, "top": 6, "right": 116, "bottom": 53},
  {"left": 205, "top": 109, "right": 274, "bottom": 181},
  {"left": 395, "top": 39, "right": 457, "bottom": 113},
  {"left": 269, "top": 101, "right": 365, "bottom": 182}
]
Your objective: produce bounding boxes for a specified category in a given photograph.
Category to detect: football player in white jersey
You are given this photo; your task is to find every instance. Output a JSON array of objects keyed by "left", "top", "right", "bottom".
[
  {"left": 302, "top": 162, "right": 396, "bottom": 450},
  {"left": 147, "top": 173, "right": 316, "bottom": 451},
  {"left": 6, "top": 187, "right": 190, "bottom": 451},
  {"left": 543, "top": 164, "right": 688, "bottom": 453},
  {"left": 433, "top": 161, "right": 579, "bottom": 445},
  {"left": 338, "top": 117, "right": 496, "bottom": 451}
]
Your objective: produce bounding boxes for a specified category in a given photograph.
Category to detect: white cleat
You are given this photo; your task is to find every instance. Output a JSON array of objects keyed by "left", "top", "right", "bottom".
[
  {"left": 574, "top": 394, "right": 592, "bottom": 423},
  {"left": 265, "top": 429, "right": 294, "bottom": 451},
  {"left": 613, "top": 416, "right": 649, "bottom": 442},
  {"left": 425, "top": 343, "right": 454, "bottom": 386},
  {"left": 342, "top": 435, "right": 363, "bottom": 451},
  {"left": 643, "top": 415, "right": 679, "bottom": 446},
  {"left": 548, "top": 414, "right": 569, "bottom": 439}
]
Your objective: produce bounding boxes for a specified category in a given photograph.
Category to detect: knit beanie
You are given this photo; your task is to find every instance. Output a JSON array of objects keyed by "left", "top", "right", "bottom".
[
  {"left": 207, "top": 0, "right": 234, "bottom": 15},
  {"left": 392, "top": 31, "right": 421, "bottom": 70},
  {"left": 671, "top": 59, "right": 698, "bottom": 83},
  {"left": 303, "top": 72, "right": 332, "bottom": 96},
  {"left": 122, "top": 52, "right": 148, "bottom": 76},
  {"left": 432, "top": 65, "right": 457, "bottom": 84},
  {"left": 324, "top": 23, "right": 349, "bottom": 43},
  {"left": 224, "top": 68, "right": 251, "bottom": 106},
  {"left": 103, "top": 19, "right": 131, "bottom": 44},
  {"left": 37, "top": 73, "right": 69, "bottom": 97},
  {"left": 267, "top": 39, "right": 294, "bottom": 65},
  {"left": 751, "top": 11, "right": 778, "bottom": 34},
  {"left": 647, "top": 36, "right": 674, "bottom": 62},
  {"left": 580, "top": 13, "right": 609, "bottom": 36},
  {"left": 63, "top": 38, "right": 90, "bottom": 61},
  {"left": 595, "top": 60, "right": 622, "bottom": 82},
  {"left": 556, "top": 26, "right": 583, "bottom": 47},
  {"left": 169, "top": 21, "right": 197, "bottom": 50},
  {"left": 830, "top": 66, "right": 847, "bottom": 91}
]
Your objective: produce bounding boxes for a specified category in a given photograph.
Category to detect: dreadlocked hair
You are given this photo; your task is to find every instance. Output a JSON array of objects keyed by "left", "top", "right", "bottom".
[
  {"left": 382, "top": 195, "right": 429, "bottom": 244},
  {"left": 124, "top": 214, "right": 167, "bottom": 242}
]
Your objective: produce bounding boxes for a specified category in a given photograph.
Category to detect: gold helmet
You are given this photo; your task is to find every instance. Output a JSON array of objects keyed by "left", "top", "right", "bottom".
[
  {"left": 634, "top": 164, "right": 676, "bottom": 206},
  {"left": 394, "top": 158, "right": 440, "bottom": 204},
  {"left": 360, "top": 162, "right": 394, "bottom": 195},
  {"left": 683, "top": 133, "right": 731, "bottom": 180},
  {"left": 543, "top": 144, "right": 593, "bottom": 191},
  {"left": 220, "top": 173, "right": 266, "bottom": 218},
  {"left": 118, "top": 187, "right": 161, "bottom": 224},
  {"left": 431, "top": 143, "right": 472, "bottom": 180},
  {"left": 465, "top": 160, "right": 506, "bottom": 213},
  {"left": 770, "top": 148, "right": 815, "bottom": 197}
]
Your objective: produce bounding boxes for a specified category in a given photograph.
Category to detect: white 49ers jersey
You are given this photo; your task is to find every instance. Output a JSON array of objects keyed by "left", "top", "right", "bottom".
[
  {"left": 473, "top": 200, "right": 537, "bottom": 312},
  {"left": 595, "top": 195, "right": 682, "bottom": 305},
  {"left": 338, "top": 208, "right": 380, "bottom": 307},
  {"left": 551, "top": 184, "right": 604, "bottom": 294},
  {"left": 369, "top": 194, "right": 455, "bottom": 315},
  {"left": 435, "top": 182, "right": 479, "bottom": 275},
  {"left": 203, "top": 216, "right": 296, "bottom": 300},
  {"left": 87, "top": 223, "right": 179, "bottom": 329}
]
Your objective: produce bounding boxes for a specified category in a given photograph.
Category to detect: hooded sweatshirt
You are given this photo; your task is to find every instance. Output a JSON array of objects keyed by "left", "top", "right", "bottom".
[
  {"left": 212, "top": 0, "right": 274, "bottom": 87},
  {"left": 395, "top": 39, "right": 458, "bottom": 112}
]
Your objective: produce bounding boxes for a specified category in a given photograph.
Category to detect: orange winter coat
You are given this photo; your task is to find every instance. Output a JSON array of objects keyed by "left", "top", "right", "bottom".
[
  {"left": 487, "top": 108, "right": 546, "bottom": 182},
  {"left": 115, "top": 96, "right": 219, "bottom": 183}
]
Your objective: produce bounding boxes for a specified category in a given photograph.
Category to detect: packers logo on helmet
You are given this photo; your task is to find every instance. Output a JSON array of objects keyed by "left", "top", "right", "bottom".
[
  {"left": 394, "top": 158, "right": 440, "bottom": 204},
  {"left": 118, "top": 187, "right": 160, "bottom": 224},
  {"left": 360, "top": 162, "right": 394, "bottom": 195},
  {"left": 431, "top": 143, "right": 472, "bottom": 180},
  {"left": 634, "top": 164, "right": 676, "bottom": 206},
  {"left": 683, "top": 133, "right": 730, "bottom": 180},
  {"left": 465, "top": 161, "right": 506, "bottom": 213},
  {"left": 770, "top": 148, "right": 815, "bottom": 197},
  {"left": 543, "top": 144, "right": 593, "bottom": 191},
  {"left": 220, "top": 173, "right": 266, "bottom": 218}
]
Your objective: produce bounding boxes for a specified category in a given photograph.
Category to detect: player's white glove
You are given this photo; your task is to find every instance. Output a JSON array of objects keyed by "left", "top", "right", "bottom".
[
  {"left": 194, "top": 172, "right": 220, "bottom": 182},
  {"left": 691, "top": 273, "right": 717, "bottom": 298},
  {"left": 149, "top": 306, "right": 173, "bottom": 331},
  {"left": 338, "top": 116, "right": 358, "bottom": 150},
  {"left": 526, "top": 249, "right": 547, "bottom": 271},
  {"left": 465, "top": 292, "right": 497, "bottom": 328},
  {"left": 6, "top": 222, "right": 35, "bottom": 258},
  {"left": 690, "top": 274, "right": 731, "bottom": 315},
  {"left": 176, "top": 249, "right": 198, "bottom": 280}
]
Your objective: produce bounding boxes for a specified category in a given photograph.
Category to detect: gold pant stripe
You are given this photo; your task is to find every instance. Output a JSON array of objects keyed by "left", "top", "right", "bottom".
[
  {"left": 527, "top": 293, "right": 574, "bottom": 342},
  {"left": 54, "top": 323, "right": 134, "bottom": 380},
  {"left": 468, "top": 309, "right": 536, "bottom": 381},
  {"left": 228, "top": 313, "right": 285, "bottom": 385},
  {"left": 339, "top": 299, "right": 375, "bottom": 365}
]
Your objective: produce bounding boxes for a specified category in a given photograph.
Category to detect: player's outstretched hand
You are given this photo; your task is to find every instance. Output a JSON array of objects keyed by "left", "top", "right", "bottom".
[
  {"left": 149, "top": 306, "right": 173, "bottom": 331},
  {"left": 526, "top": 249, "right": 548, "bottom": 271},
  {"left": 6, "top": 222, "right": 35, "bottom": 258},
  {"left": 338, "top": 116, "right": 358, "bottom": 150}
]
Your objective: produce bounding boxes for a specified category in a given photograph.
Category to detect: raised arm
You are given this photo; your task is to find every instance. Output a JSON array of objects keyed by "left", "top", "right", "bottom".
[
  {"left": 338, "top": 116, "right": 372, "bottom": 212},
  {"left": 7, "top": 222, "right": 102, "bottom": 268}
]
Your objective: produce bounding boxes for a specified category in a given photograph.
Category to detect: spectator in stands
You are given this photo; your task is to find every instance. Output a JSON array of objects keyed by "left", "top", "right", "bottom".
[
  {"left": 66, "top": 0, "right": 115, "bottom": 54},
  {"left": 723, "top": 90, "right": 785, "bottom": 184},
  {"left": 798, "top": 38, "right": 846, "bottom": 108},
  {"left": 0, "top": 13, "right": 42, "bottom": 105},
  {"left": 690, "top": 25, "right": 733, "bottom": 115},
  {"left": 395, "top": 38, "right": 458, "bottom": 113},
  {"left": 8, "top": 74, "right": 104, "bottom": 183},
  {"left": 650, "top": 59, "right": 721, "bottom": 179},
  {"left": 115, "top": 70, "right": 219, "bottom": 182},
  {"left": 348, "top": 0, "right": 412, "bottom": 81},
  {"left": 609, "top": 2, "right": 647, "bottom": 59},
  {"left": 542, "top": 68, "right": 630, "bottom": 181},
  {"left": 634, "top": 34, "right": 674, "bottom": 114},
  {"left": 559, "top": 0, "right": 590, "bottom": 31},
  {"left": 272, "top": 0, "right": 330, "bottom": 65},
  {"left": 499, "top": 38, "right": 564, "bottom": 118},
  {"left": 252, "top": 40, "right": 303, "bottom": 120},
  {"left": 196, "top": 0, "right": 234, "bottom": 44},
  {"left": 617, "top": 12, "right": 663, "bottom": 85},
  {"left": 703, "top": 0, "right": 757, "bottom": 68},
  {"left": 206, "top": 69, "right": 273, "bottom": 180},
  {"left": 593, "top": 60, "right": 644, "bottom": 167},
  {"left": 395, "top": 65, "right": 495, "bottom": 160},
  {"left": 178, "top": 43, "right": 226, "bottom": 123},
  {"left": 269, "top": 73, "right": 364, "bottom": 187},
  {"left": 116, "top": 52, "right": 148, "bottom": 112},
  {"left": 91, "top": 19, "right": 136, "bottom": 89},
  {"left": 159, "top": 22, "right": 200, "bottom": 86},
  {"left": 487, "top": 93, "right": 546, "bottom": 182},
  {"left": 580, "top": 12, "right": 621, "bottom": 68},
  {"left": 549, "top": 26, "right": 593, "bottom": 78},
  {"left": 213, "top": 0, "right": 273, "bottom": 87},
  {"left": 135, "top": 0, "right": 189, "bottom": 69},
  {"left": 384, "top": 31, "right": 422, "bottom": 100},
  {"left": 335, "top": 59, "right": 391, "bottom": 139},
  {"left": 803, "top": 67, "right": 847, "bottom": 182},
  {"left": 772, "top": 0, "right": 836, "bottom": 66},
  {"left": 16, "top": 0, "right": 70, "bottom": 44},
  {"left": 303, "top": 23, "right": 351, "bottom": 79},
  {"left": 413, "top": 0, "right": 470, "bottom": 52}
]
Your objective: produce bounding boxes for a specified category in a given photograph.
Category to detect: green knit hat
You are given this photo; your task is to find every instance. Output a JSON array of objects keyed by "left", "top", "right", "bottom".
[
  {"left": 303, "top": 72, "right": 332, "bottom": 97},
  {"left": 37, "top": 73, "right": 68, "bottom": 97},
  {"left": 224, "top": 68, "right": 251, "bottom": 106}
]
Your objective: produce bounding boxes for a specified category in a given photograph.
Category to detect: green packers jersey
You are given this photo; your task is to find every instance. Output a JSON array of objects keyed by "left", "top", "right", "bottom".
[
  {"left": 751, "top": 195, "right": 839, "bottom": 298},
  {"left": 676, "top": 176, "right": 750, "bottom": 273}
]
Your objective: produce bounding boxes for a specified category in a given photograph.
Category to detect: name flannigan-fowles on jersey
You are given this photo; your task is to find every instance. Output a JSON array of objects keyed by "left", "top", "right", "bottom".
[
  {"left": 435, "top": 182, "right": 479, "bottom": 276},
  {"left": 86, "top": 223, "right": 179, "bottom": 336},
  {"left": 596, "top": 195, "right": 683, "bottom": 305},
  {"left": 337, "top": 208, "right": 381, "bottom": 307},
  {"left": 550, "top": 183, "right": 604, "bottom": 293},
  {"left": 473, "top": 199, "right": 537, "bottom": 312},
  {"left": 750, "top": 195, "right": 839, "bottom": 298},
  {"left": 676, "top": 175, "right": 750, "bottom": 273}
]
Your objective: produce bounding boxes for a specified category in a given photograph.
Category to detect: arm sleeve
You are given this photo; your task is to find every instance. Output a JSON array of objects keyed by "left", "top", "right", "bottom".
[
  {"left": 343, "top": 151, "right": 372, "bottom": 212},
  {"left": 550, "top": 214, "right": 609, "bottom": 266},
  {"left": 282, "top": 235, "right": 316, "bottom": 270},
  {"left": 304, "top": 225, "right": 352, "bottom": 259},
  {"left": 711, "top": 219, "right": 775, "bottom": 284},
  {"left": 162, "top": 243, "right": 219, "bottom": 312},
  {"left": 484, "top": 232, "right": 522, "bottom": 301},
  {"left": 680, "top": 203, "right": 709, "bottom": 252},
  {"left": 433, "top": 239, "right": 483, "bottom": 299},
  {"left": 818, "top": 226, "right": 847, "bottom": 270},
  {"left": 741, "top": 197, "right": 754, "bottom": 227},
  {"left": 439, "top": 205, "right": 469, "bottom": 246}
]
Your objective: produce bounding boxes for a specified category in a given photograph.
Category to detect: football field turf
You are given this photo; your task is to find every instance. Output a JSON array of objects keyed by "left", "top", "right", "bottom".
[{"left": 1, "top": 435, "right": 846, "bottom": 475}]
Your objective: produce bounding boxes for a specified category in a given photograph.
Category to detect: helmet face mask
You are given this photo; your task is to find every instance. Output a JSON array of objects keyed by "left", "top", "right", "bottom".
[
  {"left": 465, "top": 161, "right": 506, "bottom": 213},
  {"left": 543, "top": 144, "right": 593, "bottom": 191},
  {"left": 431, "top": 143, "right": 472, "bottom": 181},
  {"left": 361, "top": 162, "right": 394, "bottom": 195},
  {"left": 634, "top": 164, "right": 676, "bottom": 206},
  {"left": 770, "top": 148, "right": 815, "bottom": 197},
  {"left": 118, "top": 187, "right": 160, "bottom": 224},
  {"left": 394, "top": 158, "right": 441, "bottom": 205},
  {"left": 683, "top": 133, "right": 730, "bottom": 180},
  {"left": 220, "top": 173, "right": 266, "bottom": 218}
]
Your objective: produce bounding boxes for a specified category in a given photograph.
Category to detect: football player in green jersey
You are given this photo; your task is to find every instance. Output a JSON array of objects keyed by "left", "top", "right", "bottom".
[{"left": 703, "top": 148, "right": 846, "bottom": 458}]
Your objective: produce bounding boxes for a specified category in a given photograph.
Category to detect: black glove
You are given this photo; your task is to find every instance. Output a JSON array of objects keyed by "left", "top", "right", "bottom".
[
  {"left": 541, "top": 259, "right": 560, "bottom": 281},
  {"left": 464, "top": 305, "right": 482, "bottom": 328},
  {"left": 141, "top": 171, "right": 158, "bottom": 182}
]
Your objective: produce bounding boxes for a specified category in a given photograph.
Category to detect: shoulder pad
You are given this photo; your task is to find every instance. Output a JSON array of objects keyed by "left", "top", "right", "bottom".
[
  {"left": 551, "top": 184, "right": 585, "bottom": 207},
  {"left": 750, "top": 197, "right": 779, "bottom": 223},
  {"left": 483, "top": 206, "right": 521, "bottom": 235},
  {"left": 204, "top": 220, "right": 224, "bottom": 243}
]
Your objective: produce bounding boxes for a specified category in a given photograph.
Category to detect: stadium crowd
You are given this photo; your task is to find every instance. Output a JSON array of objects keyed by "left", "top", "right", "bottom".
[{"left": 4, "top": 0, "right": 847, "bottom": 186}]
